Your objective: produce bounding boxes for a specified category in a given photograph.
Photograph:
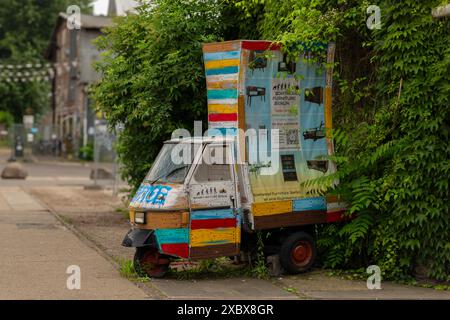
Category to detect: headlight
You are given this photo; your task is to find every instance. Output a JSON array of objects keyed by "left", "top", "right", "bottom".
[{"left": 134, "top": 211, "right": 146, "bottom": 224}]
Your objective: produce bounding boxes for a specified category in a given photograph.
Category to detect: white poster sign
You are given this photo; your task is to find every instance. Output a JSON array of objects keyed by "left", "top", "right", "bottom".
[{"left": 271, "top": 78, "right": 300, "bottom": 150}]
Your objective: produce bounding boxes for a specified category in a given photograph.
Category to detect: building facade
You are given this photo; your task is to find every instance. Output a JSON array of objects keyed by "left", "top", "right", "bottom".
[{"left": 45, "top": 13, "right": 112, "bottom": 158}]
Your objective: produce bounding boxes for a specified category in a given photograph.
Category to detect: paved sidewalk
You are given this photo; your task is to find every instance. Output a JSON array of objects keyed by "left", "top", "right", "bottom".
[
  {"left": 30, "top": 186, "right": 450, "bottom": 300},
  {"left": 0, "top": 187, "right": 148, "bottom": 299}
]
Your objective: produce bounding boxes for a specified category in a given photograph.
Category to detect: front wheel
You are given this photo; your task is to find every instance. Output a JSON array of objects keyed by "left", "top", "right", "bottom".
[
  {"left": 279, "top": 231, "right": 316, "bottom": 274},
  {"left": 134, "top": 247, "right": 170, "bottom": 278}
]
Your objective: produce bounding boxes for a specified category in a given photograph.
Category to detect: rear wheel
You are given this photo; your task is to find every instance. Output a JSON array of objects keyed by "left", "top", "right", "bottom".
[
  {"left": 279, "top": 231, "right": 316, "bottom": 274},
  {"left": 134, "top": 247, "right": 170, "bottom": 278}
]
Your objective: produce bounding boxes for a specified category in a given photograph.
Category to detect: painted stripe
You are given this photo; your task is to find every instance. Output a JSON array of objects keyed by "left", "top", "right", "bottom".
[
  {"left": 326, "top": 210, "right": 346, "bottom": 223},
  {"left": 206, "top": 80, "right": 238, "bottom": 90},
  {"left": 208, "top": 104, "right": 238, "bottom": 114},
  {"left": 207, "top": 128, "right": 238, "bottom": 136},
  {"left": 208, "top": 113, "right": 237, "bottom": 122},
  {"left": 205, "top": 59, "right": 240, "bottom": 69},
  {"left": 205, "top": 66, "right": 239, "bottom": 76},
  {"left": 208, "top": 121, "right": 237, "bottom": 129},
  {"left": 293, "top": 197, "right": 327, "bottom": 212},
  {"left": 207, "top": 89, "right": 238, "bottom": 100},
  {"left": 191, "top": 218, "right": 236, "bottom": 230},
  {"left": 190, "top": 243, "right": 237, "bottom": 259},
  {"left": 242, "top": 40, "right": 281, "bottom": 51},
  {"left": 206, "top": 74, "right": 239, "bottom": 82},
  {"left": 190, "top": 227, "right": 239, "bottom": 247},
  {"left": 191, "top": 208, "right": 234, "bottom": 220},
  {"left": 204, "top": 51, "right": 240, "bottom": 61},
  {"left": 207, "top": 98, "right": 238, "bottom": 105},
  {"left": 252, "top": 200, "right": 292, "bottom": 217},
  {"left": 202, "top": 41, "right": 240, "bottom": 53},
  {"left": 154, "top": 228, "right": 189, "bottom": 244},
  {"left": 326, "top": 202, "right": 347, "bottom": 212},
  {"left": 160, "top": 243, "right": 189, "bottom": 258}
]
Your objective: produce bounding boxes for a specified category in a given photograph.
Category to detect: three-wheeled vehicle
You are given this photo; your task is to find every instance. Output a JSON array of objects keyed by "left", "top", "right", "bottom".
[{"left": 122, "top": 40, "right": 347, "bottom": 277}]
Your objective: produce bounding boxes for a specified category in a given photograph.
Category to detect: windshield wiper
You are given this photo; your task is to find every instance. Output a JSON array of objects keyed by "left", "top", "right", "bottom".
[{"left": 145, "top": 165, "right": 189, "bottom": 185}]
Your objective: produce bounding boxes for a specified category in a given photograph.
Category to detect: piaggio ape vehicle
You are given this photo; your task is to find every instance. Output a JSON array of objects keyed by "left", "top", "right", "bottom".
[{"left": 122, "top": 40, "right": 347, "bottom": 277}]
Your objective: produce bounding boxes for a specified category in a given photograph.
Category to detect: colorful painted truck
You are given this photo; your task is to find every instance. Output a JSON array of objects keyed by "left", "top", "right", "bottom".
[{"left": 122, "top": 40, "right": 347, "bottom": 277}]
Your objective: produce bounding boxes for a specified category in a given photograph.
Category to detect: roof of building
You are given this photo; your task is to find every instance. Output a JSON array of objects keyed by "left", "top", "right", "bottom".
[
  {"left": 58, "top": 12, "right": 114, "bottom": 29},
  {"left": 45, "top": 13, "right": 113, "bottom": 60}
]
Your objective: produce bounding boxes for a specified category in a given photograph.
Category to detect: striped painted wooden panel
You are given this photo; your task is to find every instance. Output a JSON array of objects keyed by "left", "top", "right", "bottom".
[
  {"left": 208, "top": 104, "right": 238, "bottom": 114},
  {"left": 207, "top": 98, "right": 238, "bottom": 105},
  {"left": 292, "top": 197, "right": 327, "bottom": 212},
  {"left": 207, "top": 128, "right": 238, "bottom": 136},
  {"left": 202, "top": 41, "right": 240, "bottom": 53},
  {"left": 191, "top": 218, "right": 236, "bottom": 230},
  {"left": 160, "top": 243, "right": 189, "bottom": 258},
  {"left": 207, "top": 89, "right": 238, "bottom": 100},
  {"left": 140, "top": 211, "right": 189, "bottom": 229},
  {"left": 207, "top": 80, "right": 238, "bottom": 90},
  {"left": 205, "top": 59, "right": 240, "bottom": 69},
  {"left": 154, "top": 228, "right": 189, "bottom": 245},
  {"left": 190, "top": 243, "right": 237, "bottom": 260},
  {"left": 190, "top": 208, "right": 235, "bottom": 220},
  {"left": 254, "top": 211, "right": 327, "bottom": 230},
  {"left": 205, "top": 66, "right": 239, "bottom": 76},
  {"left": 208, "top": 121, "right": 237, "bottom": 129},
  {"left": 206, "top": 74, "right": 239, "bottom": 82},
  {"left": 190, "top": 227, "right": 239, "bottom": 247},
  {"left": 252, "top": 200, "right": 293, "bottom": 216},
  {"left": 203, "top": 51, "right": 240, "bottom": 61},
  {"left": 208, "top": 113, "right": 237, "bottom": 122}
]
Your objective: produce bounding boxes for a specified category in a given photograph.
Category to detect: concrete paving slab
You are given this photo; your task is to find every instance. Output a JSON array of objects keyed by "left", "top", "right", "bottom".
[
  {"left": 276, "top": 272, "right": 450, "bottom": 300},
  {"left": 151, "top": 278, "right": 297, "bottom": 300},
  {"left": 0, "top": 186, "right": 149, "bottom": 299}
]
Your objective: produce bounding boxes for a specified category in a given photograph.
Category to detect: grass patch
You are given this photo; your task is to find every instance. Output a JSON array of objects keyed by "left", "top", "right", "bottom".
[{"left": 116, "top": 258, "right": 150, "bottom": 282}]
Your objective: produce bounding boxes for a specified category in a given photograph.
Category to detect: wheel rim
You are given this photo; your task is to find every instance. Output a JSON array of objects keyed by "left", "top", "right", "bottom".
[
  {"left": 291, "top": 240, "right": 312, "bottom": 267},
  {"left": 140, "top": 248, "right": 169, "bottom": 277}
]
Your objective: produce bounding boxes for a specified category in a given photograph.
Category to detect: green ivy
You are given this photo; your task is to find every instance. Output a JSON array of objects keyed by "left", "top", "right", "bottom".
[{"left": 241, "top": 0, "right": 449, "bottom": 281}]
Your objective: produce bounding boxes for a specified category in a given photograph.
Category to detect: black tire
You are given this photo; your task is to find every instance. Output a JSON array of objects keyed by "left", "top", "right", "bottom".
[
  {"left": 134, "top": 247, "right": 170, "bottom": 278},
  {"left": 279, "top": 231, "right": 316, "bottom": 274}
]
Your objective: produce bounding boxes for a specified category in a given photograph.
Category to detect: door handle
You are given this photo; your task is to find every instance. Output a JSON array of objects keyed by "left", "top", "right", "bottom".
[{"left": 230, "top": 195, "right": 235, "bottom": 208}]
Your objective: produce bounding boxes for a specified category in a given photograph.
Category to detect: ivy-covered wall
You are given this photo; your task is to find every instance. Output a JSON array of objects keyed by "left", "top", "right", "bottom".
[{"left": 239, "top": 0, "right": 449, "bottom": 281}]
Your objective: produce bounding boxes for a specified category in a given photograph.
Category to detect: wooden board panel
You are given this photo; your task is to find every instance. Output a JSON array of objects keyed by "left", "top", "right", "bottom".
[
  {"left": 191, "top": 218, "right": 236, "bottom": 230},
  {"left": 154, "top": 228, "right": 189, "bottom": 244},
  {"left": 326, "top": 210, "right": 346, "bottom": 223},
  {"left": 292, "top": 197, "right": 326, "bottom": 212},
  {"left": 161, "top": 243, "right": 189, "bottom": 258},
  {"left": 190, "top": 227, "right": 239, "bottom": 247},
  {"left": 205, "top": 59, "right": 240, "bottom": 70},
  {"left": 202, "top": 41, "right": 240, "bottom": 53},
  {"left": 190, "top": 243, "right": 238, "bottom": 260},
  {"left": 241, "top": 40, "right": 281, "bottom": 51},
  {"left": 253, "top": 211, "right": 327, "bottom": 230},
  {"left": 191, "top": 208, "right": 235, "bottom": 220},
  {"left": 252, "top": 200, "right": 292, "bottom": 216},
  {"left": 208, "top": 104, "right": 238, "bottom": 114},
  {"left": 207, "top": 81, "right": 238, "bottom": 90},
  {"left": 208, "top": 113, "right": 238, "bottom": 122},
  {"left": 130, "top": 211, "right": 189, "bottom": 230}
]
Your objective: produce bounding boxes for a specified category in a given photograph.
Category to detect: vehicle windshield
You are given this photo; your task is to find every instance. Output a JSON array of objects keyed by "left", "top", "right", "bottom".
[{"left": 144, "top": 142, "right": 199, "bottom": 184}]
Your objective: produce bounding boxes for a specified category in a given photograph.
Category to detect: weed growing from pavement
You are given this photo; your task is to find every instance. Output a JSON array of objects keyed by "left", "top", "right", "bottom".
[
  {"left": 248, "top": 232, "right": 270, "bottom": 279},
  {"left": 117, "top": 258, "right": 150, "bottom": 282}
]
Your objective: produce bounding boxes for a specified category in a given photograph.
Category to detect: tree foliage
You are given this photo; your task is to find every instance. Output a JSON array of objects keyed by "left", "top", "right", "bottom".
[
  {"left": 93, "top": 0, "right": 250, "bottom": 189},
  {"left": 0, "top": 0, "right": 91, "bottom": 120}
]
